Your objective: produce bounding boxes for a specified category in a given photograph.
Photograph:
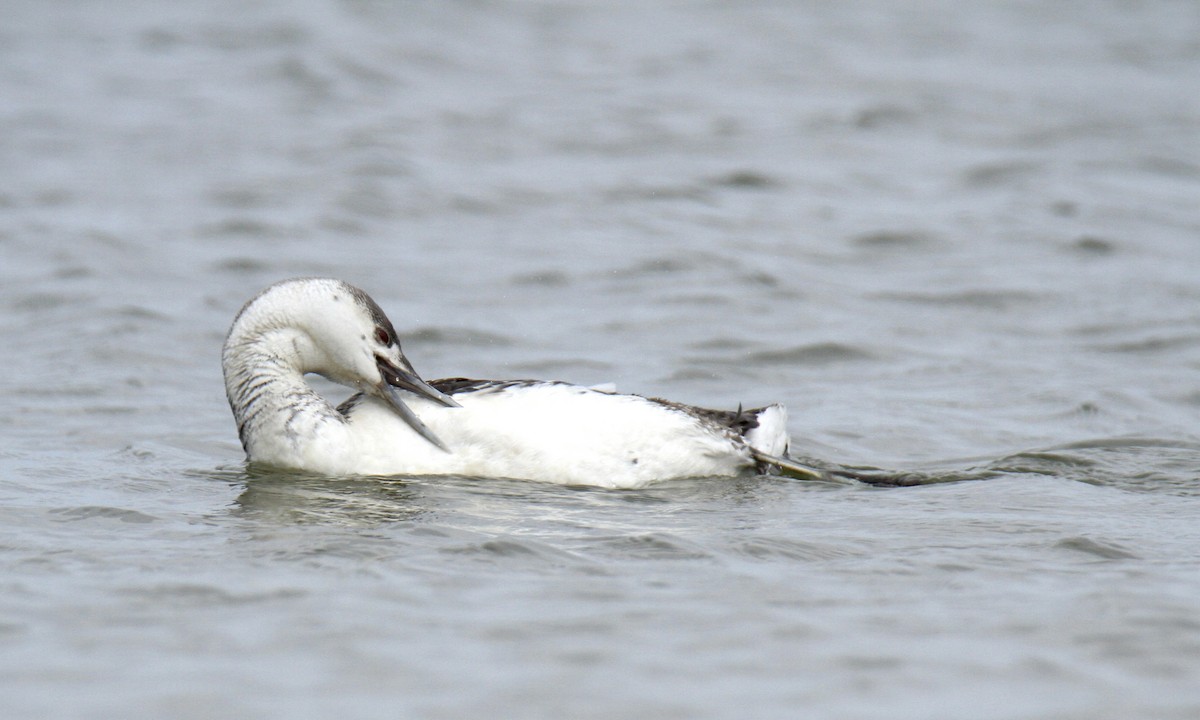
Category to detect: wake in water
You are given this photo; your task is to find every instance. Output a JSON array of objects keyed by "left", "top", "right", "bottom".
[{"left": 783, "top": 437, "right": 1200, "bottom": 492}]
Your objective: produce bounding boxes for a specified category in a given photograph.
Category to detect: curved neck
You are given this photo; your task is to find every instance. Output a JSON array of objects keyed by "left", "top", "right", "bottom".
[{"left": 223, "top": 328, "right": 345, "bottom": 466}]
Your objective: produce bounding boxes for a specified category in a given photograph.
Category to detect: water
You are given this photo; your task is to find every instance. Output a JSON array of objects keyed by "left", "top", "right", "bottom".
[{"left": 3, "top": 0, "right": 1200, "bottom": 717}]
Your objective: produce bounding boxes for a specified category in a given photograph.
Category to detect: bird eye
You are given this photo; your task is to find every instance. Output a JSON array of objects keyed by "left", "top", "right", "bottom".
[{"left": 374, "top": 327, "right": 392, "bottom": 346}]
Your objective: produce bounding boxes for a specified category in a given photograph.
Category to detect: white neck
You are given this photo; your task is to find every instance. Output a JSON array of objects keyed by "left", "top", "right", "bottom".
[{"left": 222, "top": 326, "right": 348, "bottom": 469}]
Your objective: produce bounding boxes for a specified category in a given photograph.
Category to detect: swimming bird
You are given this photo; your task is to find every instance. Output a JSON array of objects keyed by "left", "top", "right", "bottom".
[{"left": 222, "top": 277, "right": 820, "bottom": 489}]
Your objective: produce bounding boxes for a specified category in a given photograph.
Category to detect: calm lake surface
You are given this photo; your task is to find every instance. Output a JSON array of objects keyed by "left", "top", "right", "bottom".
[{"left": 4, "top": 1, "right": 1200, "bottom": 717}]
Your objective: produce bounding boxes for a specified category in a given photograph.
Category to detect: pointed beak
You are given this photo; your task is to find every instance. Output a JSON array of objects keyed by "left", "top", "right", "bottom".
[{"left": 375, "top": 355, "right": 460, "bottom": 452}]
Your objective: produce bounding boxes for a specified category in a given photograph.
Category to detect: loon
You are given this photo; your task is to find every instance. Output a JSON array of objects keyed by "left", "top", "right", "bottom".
[{"left": 222, "top": 277, "right": 819, "bottom": 489}]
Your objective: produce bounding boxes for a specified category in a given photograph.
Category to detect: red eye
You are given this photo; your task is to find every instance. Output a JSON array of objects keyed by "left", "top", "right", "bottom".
[{"left": 374, "top": 327, "right": 391, "bottom": 346}]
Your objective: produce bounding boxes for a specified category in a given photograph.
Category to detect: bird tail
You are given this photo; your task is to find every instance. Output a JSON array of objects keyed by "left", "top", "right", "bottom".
[{"left": 743, "top": 404, "right": 790, "bottom": 456}]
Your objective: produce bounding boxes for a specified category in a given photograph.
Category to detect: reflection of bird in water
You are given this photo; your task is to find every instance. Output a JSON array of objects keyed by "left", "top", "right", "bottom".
[
  {"left": 222, "top": 278, "right": 821, "bottom": 489},
  {"left": 232, "top": 471, "right": 428, "bottom": 526}
]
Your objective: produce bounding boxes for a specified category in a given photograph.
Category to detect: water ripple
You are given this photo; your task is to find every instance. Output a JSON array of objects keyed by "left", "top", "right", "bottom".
[
  {"left": 1054, "top": 536, "right": 1140, "bottom": 561},
  {"left": 825, "top": 437, "right": 1200, "bottom": 495},
  {"left": 745, "top": 342, "right": 877, "bottom": 366},
  {"left": 48, "top": 506, "right": 160, "bottom": 524},
  {"left": 590, "top": 532, "right": 715, "bottom": 561}
]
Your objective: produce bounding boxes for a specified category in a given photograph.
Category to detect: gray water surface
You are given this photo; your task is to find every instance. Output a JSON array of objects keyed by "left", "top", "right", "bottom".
[{"left": 4, "top": 1, "right": 1200, "bottom": 718}]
